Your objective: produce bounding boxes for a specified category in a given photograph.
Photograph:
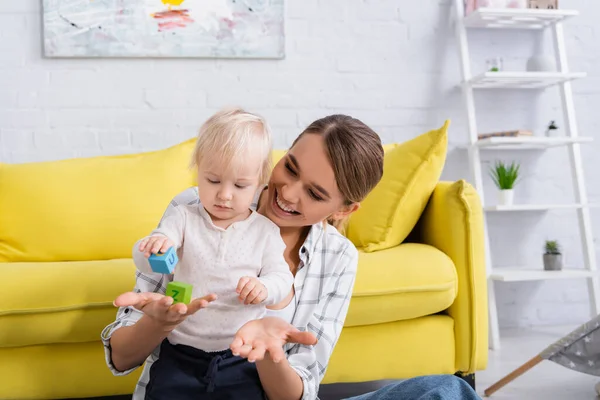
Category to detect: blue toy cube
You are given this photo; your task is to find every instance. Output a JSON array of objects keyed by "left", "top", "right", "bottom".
[{"left": 148, "top": 247, "right": 178, "bottom": 274}]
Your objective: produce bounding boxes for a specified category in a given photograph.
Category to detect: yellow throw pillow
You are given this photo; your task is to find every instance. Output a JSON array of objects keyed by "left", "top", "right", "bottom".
[
  {"left": 271, "top": 149, "right": 287, "bottom": 167},
  {"left": 346, "top": 121, "right": 449, "bottom": 252},
  {"left": 0, "top": 139, "right": 197, "bottom": 262},
  {"left": 382, "top": 143, "right": 398, "bottom": 153}
]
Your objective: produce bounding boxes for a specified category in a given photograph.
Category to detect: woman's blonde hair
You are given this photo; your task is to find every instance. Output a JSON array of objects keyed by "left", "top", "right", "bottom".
[
  {"left": 292, "top": 115, "right": 384, "bottom": 234},
  {"left": 190, "top": 107, "right": 272, "bottom": 185}
]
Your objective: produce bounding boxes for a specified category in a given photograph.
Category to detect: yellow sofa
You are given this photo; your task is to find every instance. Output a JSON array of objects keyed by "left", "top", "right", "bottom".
[{"left": 0, "top": 127, "right": 487, "bottom": 400}]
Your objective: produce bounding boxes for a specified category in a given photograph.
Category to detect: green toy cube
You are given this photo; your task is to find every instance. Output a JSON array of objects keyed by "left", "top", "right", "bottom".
[{"left": 166, "top": 281, "right": 193, "bottom": 305}]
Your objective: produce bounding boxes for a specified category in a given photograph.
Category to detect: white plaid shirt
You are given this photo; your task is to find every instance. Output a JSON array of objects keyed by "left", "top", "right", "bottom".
[{"left": 101, "top": 187, "right": 359, "bottom": 400}]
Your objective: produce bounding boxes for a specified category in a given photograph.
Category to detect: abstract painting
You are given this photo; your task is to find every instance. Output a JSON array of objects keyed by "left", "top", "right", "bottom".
[{"left": 42, "top": 0, "right": 285, "bottom": 58}]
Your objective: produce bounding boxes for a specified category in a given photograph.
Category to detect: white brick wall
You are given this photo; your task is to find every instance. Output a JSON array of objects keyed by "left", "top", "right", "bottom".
[{"left": 1, "top": 0, "right": 600, "bottom": 329}]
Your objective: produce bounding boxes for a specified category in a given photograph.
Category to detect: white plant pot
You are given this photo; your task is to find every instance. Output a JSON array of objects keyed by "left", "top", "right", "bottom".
[
  {"left": 543, "top": 253, "right": 563, "bottom": 271},
  {"left": 546, "top": 128, "right": 559, "bottom": 137},
  {"left": 498, "top": 189, "right": 514, "bottom": 206}
]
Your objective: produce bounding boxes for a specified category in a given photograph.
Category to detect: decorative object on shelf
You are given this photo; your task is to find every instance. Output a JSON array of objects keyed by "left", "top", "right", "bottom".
[
  {"left": 490, "top": 161, "right": 520, "bottom": 206},
  {"left": 478, "top": 129, "right": 533, "bottom": 140},
  {"left": 527, "top": 54, "right": 555, "bottom": 71},
  {"left": 507, "top": 0, "right": 528, "bottom": 8},
  {"left": 42, "top": 0, "right": 285, "bottom": 58},
  {"left": 486, "top": 57, "right": 504, "bottom": 72},
  {"left": 545, "top": 120, "right": 559, "bottom": 136},
  {"left": 482, "top": 0, "right": 509, "bottom": 6},
  {"left": 527, "top": 36, "right": 556, "bottom": 72},
  {"left": 465, "top": 0, "right": 527, "bottom": 15},
  {"left": 464, "top": 0, "right": 477, "bottom": 15},
  {"left": 543, "top": 240, "right": 563, "bottom": 271},
  {"left": 528, "top": 0, "right": 558, "bottom": 9}
]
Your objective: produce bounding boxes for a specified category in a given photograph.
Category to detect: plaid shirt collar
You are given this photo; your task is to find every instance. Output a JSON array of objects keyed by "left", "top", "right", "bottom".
[{"left": 299, "top": 222, "right": 326, "bottom": 267}]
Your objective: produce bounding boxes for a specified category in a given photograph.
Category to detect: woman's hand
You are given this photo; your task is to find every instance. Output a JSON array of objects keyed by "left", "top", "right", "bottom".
[
  {"left": 230, "top": 317, "right": 317, "bottom": 363},
  {"left": 114, "top": 291, "right": 217, "bottom": 333},
  {"left": 138, "top": 235, "right": 175, "bottom": 258}
]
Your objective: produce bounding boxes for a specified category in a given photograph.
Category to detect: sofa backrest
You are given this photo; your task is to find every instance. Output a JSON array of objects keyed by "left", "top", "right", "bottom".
[
  {"left": 0, "top": 124, "right": 448, "bottom": 263},
  {"left": 0, "top": 139, "right": 197, "bottom": 262}
]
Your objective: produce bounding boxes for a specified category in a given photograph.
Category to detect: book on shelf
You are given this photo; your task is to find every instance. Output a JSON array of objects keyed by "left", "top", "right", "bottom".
[{"left": 478, "top": 130, "right": 533, "bottom": 140}]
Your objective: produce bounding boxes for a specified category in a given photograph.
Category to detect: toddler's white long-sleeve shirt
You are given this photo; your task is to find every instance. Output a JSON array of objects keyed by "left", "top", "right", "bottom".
[{"left": 133, "top": 203, "right": 293, "bottom": 352}]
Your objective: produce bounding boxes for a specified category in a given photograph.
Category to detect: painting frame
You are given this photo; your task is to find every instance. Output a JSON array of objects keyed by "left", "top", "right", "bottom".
[{"left": 42, "top": 0, "right": 285, "bottom": 59}]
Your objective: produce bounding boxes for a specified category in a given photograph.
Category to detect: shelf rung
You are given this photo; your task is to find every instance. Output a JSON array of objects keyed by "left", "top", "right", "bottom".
[
  {"left": 466, "top": 72, "right": 586, "bottom": 89},
  {"left": 472, "top": 136, "right": 593, "bottom": 150},
  {"left": 485, "top": 204, "right": 587, "bottom": 212},
  {"left": 490, "top": 268, "right": 597, "bottom": 282},
  {"left": 463, "top": 8, "right": 579, "bottom": 30}
]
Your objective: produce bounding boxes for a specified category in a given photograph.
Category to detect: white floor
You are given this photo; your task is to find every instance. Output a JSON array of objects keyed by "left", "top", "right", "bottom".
[
  {"left": 478, "top": 325, "right": 600, "bottom": 400},
  {"left": 320, "top": 325, "right": 600, "bottom": 400}
]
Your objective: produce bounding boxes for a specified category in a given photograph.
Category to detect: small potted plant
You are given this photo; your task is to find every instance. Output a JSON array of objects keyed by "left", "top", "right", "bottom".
[
  {"left": 545, "top": 120, "right": 559, "bottom": 137},
  {"left": 543, "top": 240, "right": 563, "bottom": 271},
  {"left": 490, "top": 161, "right": 520, "bottom": 206}
]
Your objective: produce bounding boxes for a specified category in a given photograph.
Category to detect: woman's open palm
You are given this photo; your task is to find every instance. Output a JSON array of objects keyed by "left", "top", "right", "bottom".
[
  {"left": 230, "top": 317, "right": 317, "bottom": 363},
  {"left": 114, "top": 291, "right": 217, "bottom": 332}
]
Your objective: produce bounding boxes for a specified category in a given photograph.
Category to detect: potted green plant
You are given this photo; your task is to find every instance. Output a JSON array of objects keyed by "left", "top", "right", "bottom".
[
  {"left": 545, "top": 120, "right": 559, "bottom": 137},
  {"left": 490, "top": 161, "right": 520, "bottom": 206},
  {"left": 543, "top": 240, "right": 563, "bottom": 271}
]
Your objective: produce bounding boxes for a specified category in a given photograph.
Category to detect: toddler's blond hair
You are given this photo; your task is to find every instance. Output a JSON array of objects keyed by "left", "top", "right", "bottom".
[{"left": 190, "top": 107, "right": 273, "bottom": 185}]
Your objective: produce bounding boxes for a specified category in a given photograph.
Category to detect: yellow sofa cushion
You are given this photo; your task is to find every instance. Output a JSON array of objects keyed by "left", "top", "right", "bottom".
[
  {"left": 1, "top": 243, "right": 456, "bottom": 346},
  {"left": 345, "top": 243, "right": 457, "bottom": 327},
  {"left": 346, "top": 121, "right": 449, "bottom": 252},
  {"left": 0, "top": 259, "right": 135, "bottom": 347},
  {"left": 325, "top": 315, "right": 455, "bottom": 383},
  {"left": 0, "top": 140, "right": 196, "bottom": 262},
  {"left": 1, "top": 342, "right": 141, "bottom": 400}
]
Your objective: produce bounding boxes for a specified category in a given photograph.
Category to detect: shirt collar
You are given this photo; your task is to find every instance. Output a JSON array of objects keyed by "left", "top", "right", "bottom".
[
  {"left": 250, "top": 186, "right": 266, "bottom": 211},
  {"left": 299, "top": 222, "right": 326, "bottom": 267},
  {"left": 196, "top": 203, "right": 257, "bottom": 231}
]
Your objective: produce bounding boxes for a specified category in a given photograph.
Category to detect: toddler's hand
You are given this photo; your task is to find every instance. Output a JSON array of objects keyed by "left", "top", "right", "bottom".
[
  {"left": 138, "top": 235, "right": 175, "bottom": 258},
  {"left": 236, "top": 277, "right": 267, "bottom": 305}
]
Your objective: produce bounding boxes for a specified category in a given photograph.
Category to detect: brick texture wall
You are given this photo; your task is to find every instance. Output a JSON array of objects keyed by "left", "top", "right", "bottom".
[{"left": 1, "top": 0, "right": 600, "bottom": 328}]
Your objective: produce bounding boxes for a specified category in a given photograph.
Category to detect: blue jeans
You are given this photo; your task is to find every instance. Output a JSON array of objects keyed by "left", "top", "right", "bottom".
[{"left": 345, "top": 375, "right": 481, "bottom": 400}]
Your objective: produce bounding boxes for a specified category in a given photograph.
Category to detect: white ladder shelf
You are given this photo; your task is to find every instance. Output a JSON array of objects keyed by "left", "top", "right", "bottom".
[{"left": 452, "top": 2, "right": 600, "bottom": 350}]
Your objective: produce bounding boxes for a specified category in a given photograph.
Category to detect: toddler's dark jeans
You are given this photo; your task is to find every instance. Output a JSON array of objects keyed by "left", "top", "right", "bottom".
[{"left": 145, "top": 338, "right": 266, "bottom": 400}]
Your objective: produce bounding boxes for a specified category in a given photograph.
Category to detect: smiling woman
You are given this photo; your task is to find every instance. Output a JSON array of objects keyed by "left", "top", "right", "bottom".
[{"left": 260, "top": 115, "right": 383, "bottom": 236}]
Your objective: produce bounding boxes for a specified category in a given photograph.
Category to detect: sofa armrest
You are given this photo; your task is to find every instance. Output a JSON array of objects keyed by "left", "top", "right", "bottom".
[{"left": 415, "top": 180, "right": 488, "bottom": 373}]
